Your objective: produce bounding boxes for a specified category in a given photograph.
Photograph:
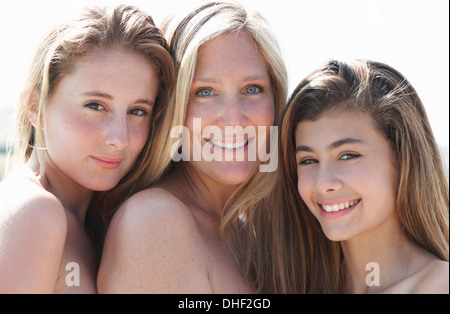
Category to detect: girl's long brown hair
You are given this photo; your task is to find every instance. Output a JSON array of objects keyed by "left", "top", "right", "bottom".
[{"left": 281, "top": 59, "right": 449, "bottom": 292}]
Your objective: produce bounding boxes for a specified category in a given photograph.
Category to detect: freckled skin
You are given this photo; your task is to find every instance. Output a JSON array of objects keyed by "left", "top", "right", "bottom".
[{"left": 0, "top": 47, "right": 160, "bottom": 293}]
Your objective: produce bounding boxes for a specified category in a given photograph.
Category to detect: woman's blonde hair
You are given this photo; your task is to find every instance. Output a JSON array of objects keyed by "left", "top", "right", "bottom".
[
  {"left": 7, "top": 4, "right": 175, "bottom": 253},
  {"left": 162, "top": 1, "right": 303, "bottom": 293},
  {"left": 281, "top": 59, "right": 449, "bottom": 292}
]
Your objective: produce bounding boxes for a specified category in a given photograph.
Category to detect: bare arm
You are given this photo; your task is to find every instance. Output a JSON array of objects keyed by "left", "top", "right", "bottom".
[{"left": 97, "top": 188, "right": 212, "bottom": 293}]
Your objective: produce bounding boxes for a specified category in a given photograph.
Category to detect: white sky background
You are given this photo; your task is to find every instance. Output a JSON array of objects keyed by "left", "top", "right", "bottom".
[{"left": 0, "top": 0, "right": 448, "bottom": 149}]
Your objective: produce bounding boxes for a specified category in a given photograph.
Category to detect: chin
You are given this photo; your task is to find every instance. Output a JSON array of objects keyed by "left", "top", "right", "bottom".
[
  {"left": 84, "top": 179, "right": 121, "bottom": 192},
  {"left": 216, "top": 162, "right": 259, "bottom": 185},
  {"left": 218, "top": 175, "right": 251, "bottom": 186},
  {"left": 322, "top": 228, "right": 354, "bottom": 242}
]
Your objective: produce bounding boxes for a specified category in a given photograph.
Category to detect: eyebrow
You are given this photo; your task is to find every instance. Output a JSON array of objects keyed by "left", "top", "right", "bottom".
[
  {"left": 295, "top": 137, "right": 364, "bottom": 153},
  {"left": 192, "top": 75, "right": 270, "bottom": 84},
  {"left": 80, "top": 91, "right": 154, "bottom": 106}
]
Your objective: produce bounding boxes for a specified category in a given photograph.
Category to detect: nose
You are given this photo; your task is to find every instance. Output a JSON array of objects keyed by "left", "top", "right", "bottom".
[
  {"left": 105, "top": 114, "right": 130, "bottom": 150},
  {"left": 314, "top": 163, "right": 343, "bottom": 194},
  {"left": 217, "top": 94, "right": 248, "bottom": 127}
]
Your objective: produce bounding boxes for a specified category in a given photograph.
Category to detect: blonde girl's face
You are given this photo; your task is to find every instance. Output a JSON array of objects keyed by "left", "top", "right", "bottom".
[
  {"left": 294, "top": 110, "right": 399, "bottom": 242},
  {"left": 184, "top": 30, "right": 275, "bottom": 186},
  {"left": 36, "top": 47, "right": 159, "bottom": 191}
]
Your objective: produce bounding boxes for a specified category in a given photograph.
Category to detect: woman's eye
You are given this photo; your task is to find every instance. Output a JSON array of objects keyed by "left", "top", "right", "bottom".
[
  {"left": 196, "top": 88, "right": 213, "bottom": 97},
  {"left": 340, "top": 153, "right": 360, "bottom": 161},
  {"left": 129, "top": 108, "right": 148, "bottom": 116},
  {"left": 245, "top": 85, "right": 262, "bottom": 94},
  {"left": 299, "top": 158, "right": 317, "bottom": 165},
  {"left": 85, "top": 102, "right": 104, "bottom": 111}
]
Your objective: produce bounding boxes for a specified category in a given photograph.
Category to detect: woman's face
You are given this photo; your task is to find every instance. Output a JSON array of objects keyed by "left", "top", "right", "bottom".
[
  {"left": 184, "top": 30, "right": 275, "bottom": 186},
  {"left": 295, "top": 110, "right": 398, "bottom": 242},
  {"left": 39, "top": 47, "right": 160, "bottom": 191}
]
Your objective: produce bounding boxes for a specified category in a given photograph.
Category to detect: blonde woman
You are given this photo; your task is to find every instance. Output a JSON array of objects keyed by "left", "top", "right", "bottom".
[
  {"left": 0, "top": 5, "right": 174, "bottom": 293},
  {"left": 281, "top": 59, "right": 449, "bottom": 293},
  {"left": 98, "top": 1, "right": 305, "bottom": 293}
]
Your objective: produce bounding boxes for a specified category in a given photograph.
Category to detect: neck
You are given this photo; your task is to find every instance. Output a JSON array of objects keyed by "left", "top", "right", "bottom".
[
  {"left": 175, "top": 163, "right": 240, "bottom": 222},
  {"left": 341, "top": 215, "right": 417, "bottom": 293},
  {"left": 29, "top": 158, "right": 93, "bottom": 226}
]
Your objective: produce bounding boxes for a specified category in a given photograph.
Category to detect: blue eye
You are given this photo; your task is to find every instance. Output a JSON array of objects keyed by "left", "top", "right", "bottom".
[
  {"left": 340, "top": 153, "right": 360, "bottom": 161},
  {"left": 196, "top": 88, "right": 213, "bottom": 97},
  {"left": 245, "top": 85, "right": 262, "bottom": 94},
  {"left": 299, "top": 158, "right": 318, "bottom": 165}
]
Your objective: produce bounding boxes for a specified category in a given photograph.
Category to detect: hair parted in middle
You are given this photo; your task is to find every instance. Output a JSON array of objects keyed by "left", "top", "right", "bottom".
[{"left": 160, "top": 1, "right": 309, "bottom": 293}]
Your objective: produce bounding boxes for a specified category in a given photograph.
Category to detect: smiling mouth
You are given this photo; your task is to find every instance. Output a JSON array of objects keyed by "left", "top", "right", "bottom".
[
  {"left": 207, "top": 136, "right": 253, "bottom": 150},
  {"left": 319, "top": 199, "right": 361, "bottom": 212},
  {"left": 208, "top": 139, "right": 249, "bottom": 149}
]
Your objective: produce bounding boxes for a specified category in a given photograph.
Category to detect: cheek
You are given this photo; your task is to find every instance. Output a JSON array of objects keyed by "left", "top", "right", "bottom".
[
  {"left": 370, "top": 164, "right": 398, "bottom": 205},
  {"left": 186, "top": 101, "right": 209, "bottom": 123},
  {"left": 129, "top": 122, "right": 151, "bottom": 154},
  {"left": 251, "top": 100, "right": 275, "bottom": 127},
  {"left": 45, "top": 113, "right": 95, "bottom": 149},
  {"left": 296, "top": 168, "right": 311, "bottom": 202},
  {"left": 185, "top": 104, "right": 208, "bottom": 137}
]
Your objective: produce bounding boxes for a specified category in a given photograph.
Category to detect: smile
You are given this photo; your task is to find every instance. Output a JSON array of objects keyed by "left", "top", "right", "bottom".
[
  {"left": 208, "top": 139, "right": 249, "bottom": 149},
  {"left": 319, "top": 199, "right": 361, "bottom": 212}
]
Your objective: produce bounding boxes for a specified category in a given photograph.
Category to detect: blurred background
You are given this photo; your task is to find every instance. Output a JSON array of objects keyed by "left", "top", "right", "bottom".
[{"left": 1, "top": 0, "right": 448, "bottom": 179}]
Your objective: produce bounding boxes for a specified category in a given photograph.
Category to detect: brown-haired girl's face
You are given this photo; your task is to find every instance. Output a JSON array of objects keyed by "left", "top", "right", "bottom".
[
  {"left": 294, "top": 110, "right": 399, "bottom": 241},
  {"left": 35, "top": 47, "right": 160, "bottom": 191}
]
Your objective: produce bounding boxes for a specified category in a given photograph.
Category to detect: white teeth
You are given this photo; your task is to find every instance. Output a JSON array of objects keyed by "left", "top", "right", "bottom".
[
  {"left": 209, "top": 139, "right": 248, "bottom": 149},
  {"left": 321, "top": 200, "right": 359, "bottom": 212}
]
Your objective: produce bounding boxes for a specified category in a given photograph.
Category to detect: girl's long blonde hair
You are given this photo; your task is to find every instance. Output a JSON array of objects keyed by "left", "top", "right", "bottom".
[
  {"left": 6, "top": 4, "right": 175, "bottom": 254},
  {"left": 161, "top": 1, "right": 309, "bottom": 293}
]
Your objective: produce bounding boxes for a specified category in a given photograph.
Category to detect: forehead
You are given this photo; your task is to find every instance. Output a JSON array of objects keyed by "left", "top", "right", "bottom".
[
  {"left": 195, "top": 30, "right": 269, "bottom": 77},
  {"left": 55, "top": 48, "right": 156, "bottom": 86},
  {"left": 295, "top": 110, "right": 381, "bottom": 144}
]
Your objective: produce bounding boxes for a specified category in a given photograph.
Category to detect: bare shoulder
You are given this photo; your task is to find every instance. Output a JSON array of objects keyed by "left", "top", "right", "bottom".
[
  {"left": 0, "top": 177, "right": 67, "bottom": 235},
  {"left": 98, "top": 187, "right": 210, "bottom": 293},
  {"left": 0, "top": 177, "right": 67, "bottom": 293},
  {"left": 102, "top": 186, "right": 202, "bottom": 254},
  {"left": 106, "top": 187, "right": 199, "bottom": 241},
  {"left": 412, "top": 258, "right": 449, "bottom": 294}
]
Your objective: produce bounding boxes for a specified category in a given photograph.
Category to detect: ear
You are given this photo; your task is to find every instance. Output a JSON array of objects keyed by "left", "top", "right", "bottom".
[{"left": 27, "top": 91, "right": 40, "bottom": 128}]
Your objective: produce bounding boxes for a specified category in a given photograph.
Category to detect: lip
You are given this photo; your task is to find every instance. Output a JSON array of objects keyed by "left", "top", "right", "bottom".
[
  {"left": 317, "top": 199, "right": 360, "bottom": 219},
  {"left": 91, "top": 156, "right": 124, "bottom": 169}
]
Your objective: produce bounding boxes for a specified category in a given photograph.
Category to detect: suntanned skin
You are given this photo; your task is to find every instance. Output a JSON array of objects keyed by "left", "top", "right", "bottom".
[{"left": 295, "top": 110, "right": 449, "bottom": 294}]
